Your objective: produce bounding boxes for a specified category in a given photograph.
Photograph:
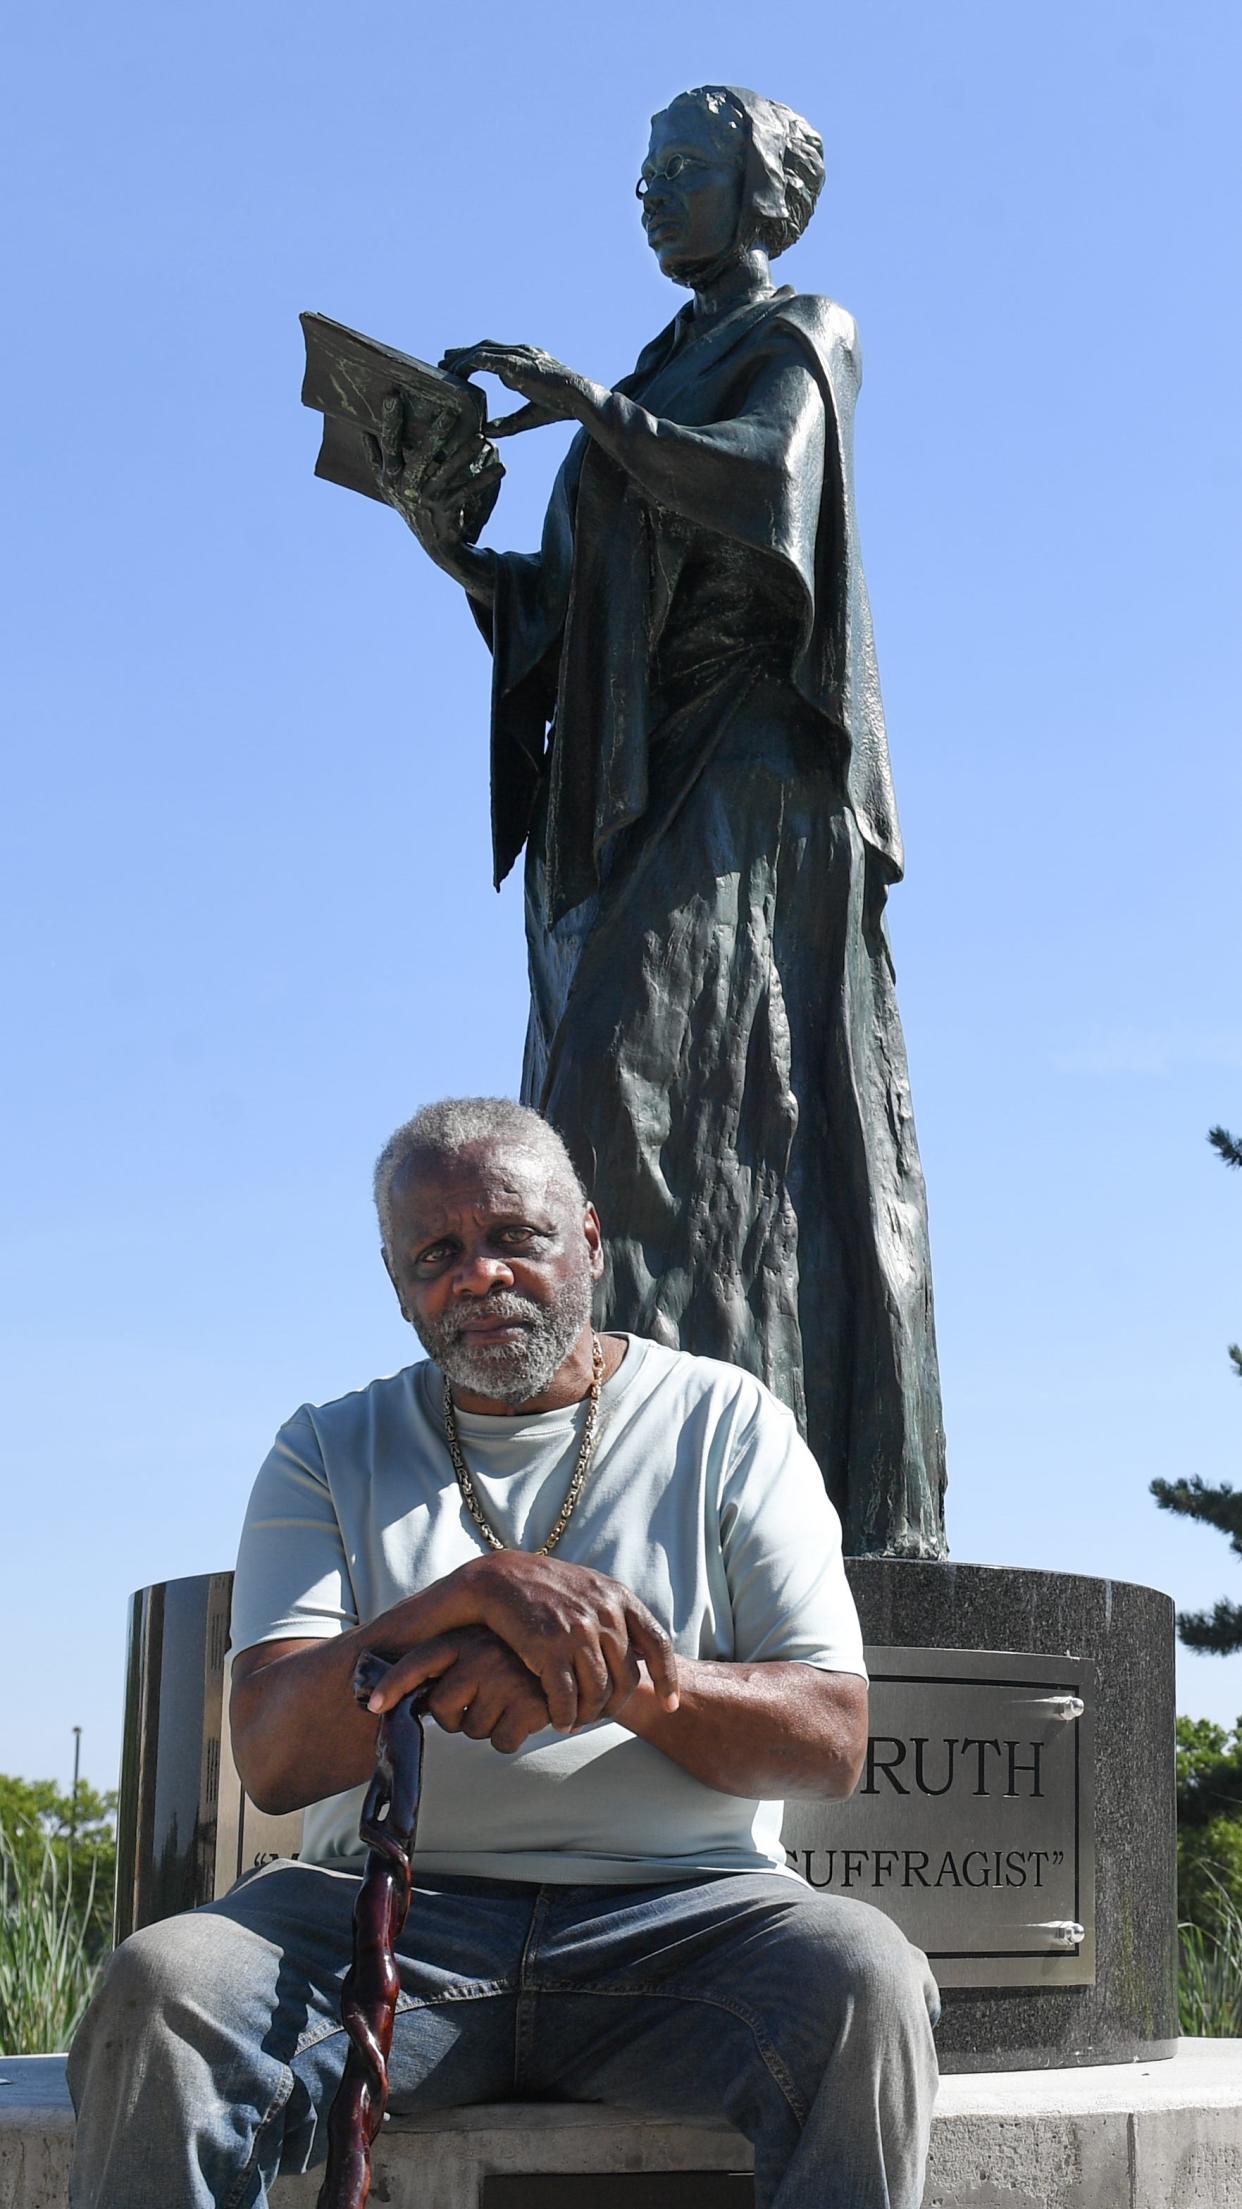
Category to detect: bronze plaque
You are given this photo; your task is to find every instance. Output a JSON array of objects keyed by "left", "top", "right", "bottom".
[{"left": 781, "top": 1646, "right": 1095, "bottom": 1988}]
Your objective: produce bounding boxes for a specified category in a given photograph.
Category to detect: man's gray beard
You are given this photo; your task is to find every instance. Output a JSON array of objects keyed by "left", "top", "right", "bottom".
[{"left": 412, "top": 1271, "right": 596, "bottom": 1408}]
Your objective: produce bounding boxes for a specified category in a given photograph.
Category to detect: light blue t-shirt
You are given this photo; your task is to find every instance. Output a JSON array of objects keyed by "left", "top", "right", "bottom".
[{"left": 231, "top": 1335, "right": 866, "bottom": 1882}]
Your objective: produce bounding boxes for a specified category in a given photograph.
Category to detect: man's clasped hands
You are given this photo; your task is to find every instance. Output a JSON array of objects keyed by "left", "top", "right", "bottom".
[{"left": 362, "top": 1551, "right": 681, "bottom": 1752}]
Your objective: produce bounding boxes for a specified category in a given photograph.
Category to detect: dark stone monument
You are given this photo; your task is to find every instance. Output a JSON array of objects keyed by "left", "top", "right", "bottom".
[{"left": 113, "top": 81, "right": 1180, "bottom": 2087}]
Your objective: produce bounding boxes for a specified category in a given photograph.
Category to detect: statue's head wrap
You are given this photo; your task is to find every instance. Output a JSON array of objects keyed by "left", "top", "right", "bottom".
[{"left": 671, "top": 85, "right": 825, "bottom": 259}]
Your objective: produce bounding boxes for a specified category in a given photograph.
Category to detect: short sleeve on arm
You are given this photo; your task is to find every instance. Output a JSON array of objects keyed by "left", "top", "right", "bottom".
[
  {"left": 719, "top": 1394, "right": 867, "bottom": 1678},
  {"left": 229, "top": 1408, "right": 359, "bottom": 1654}
]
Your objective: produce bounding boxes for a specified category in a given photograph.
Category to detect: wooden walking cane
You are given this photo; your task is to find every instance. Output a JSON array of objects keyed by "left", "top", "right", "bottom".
[{"left": 317, "top": 1651, "right": 429, "bottom": 2209}]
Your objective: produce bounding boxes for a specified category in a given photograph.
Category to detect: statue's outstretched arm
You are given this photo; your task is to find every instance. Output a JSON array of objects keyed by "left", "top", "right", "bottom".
[{"left": 440, "top": 335, "right": 825, "bottom": 582}]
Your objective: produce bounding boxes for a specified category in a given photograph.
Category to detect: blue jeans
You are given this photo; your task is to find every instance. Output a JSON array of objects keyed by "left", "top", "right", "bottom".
[{"left": 68, "top": 1863, "right": 939, "bottom": 2208}]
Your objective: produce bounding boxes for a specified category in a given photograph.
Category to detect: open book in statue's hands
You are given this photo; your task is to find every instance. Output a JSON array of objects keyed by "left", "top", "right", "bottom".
[{"left": 299, "top": 312, "right": 504, "bottom": 537}]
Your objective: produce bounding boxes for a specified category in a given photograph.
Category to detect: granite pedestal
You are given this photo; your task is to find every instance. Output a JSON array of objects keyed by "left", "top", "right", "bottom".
[
  {"left": 842, "top": 1559, "right": 1177, "bottom": 2072},
  {"left": 115, "top": 1560, "right": 1178, "bottom": 2077}
]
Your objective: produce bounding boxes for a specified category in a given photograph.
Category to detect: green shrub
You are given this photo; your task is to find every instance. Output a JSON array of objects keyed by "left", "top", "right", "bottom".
[
  {"left": 1175, "top": 1717, "right": 1242, "bottom": 1955},
  {"left": 0, "top": 1824, "right": 102, "bottom": 2055},
  {"left": 0, "top": 1772, "right": 116, "bottom": 2055},
  {"left": 1178, "top": 1878, "right": 1242, "bottom": 2038},
  {"left": 0, "top": 1774, "right": 116, "bottom": 1956},
  {"left": 1179, "top": 1813, "right": 1242, "bottom": 1931}
]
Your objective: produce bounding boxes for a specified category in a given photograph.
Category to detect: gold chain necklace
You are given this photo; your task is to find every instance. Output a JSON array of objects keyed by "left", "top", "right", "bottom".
[{"left": 442, "top": 1333, "right": 605, "bottom": 1555}]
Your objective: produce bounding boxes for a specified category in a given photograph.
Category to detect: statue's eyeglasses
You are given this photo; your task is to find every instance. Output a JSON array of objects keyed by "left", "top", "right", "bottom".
[{"left": 635, "top": 153, "right": 706, "bottom": 199}]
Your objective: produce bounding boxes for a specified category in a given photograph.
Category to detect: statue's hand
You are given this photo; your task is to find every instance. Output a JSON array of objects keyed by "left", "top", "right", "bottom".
[
  {"left": 440, "top": 341, "right": 608, "bottom": 439},
  {"left": 367, "top": 396, "right": 502, "bottom": 557}
]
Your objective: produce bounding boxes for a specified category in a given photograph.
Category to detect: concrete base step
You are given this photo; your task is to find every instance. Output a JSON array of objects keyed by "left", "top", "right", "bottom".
[{"left": 3, "top": 2041, "right": 1240, "bottom": 2208}]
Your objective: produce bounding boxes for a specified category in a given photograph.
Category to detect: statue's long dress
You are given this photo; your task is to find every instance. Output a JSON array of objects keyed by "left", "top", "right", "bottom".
[{"left": 478, "top": 288, "right": 946, "bottom": 1556}]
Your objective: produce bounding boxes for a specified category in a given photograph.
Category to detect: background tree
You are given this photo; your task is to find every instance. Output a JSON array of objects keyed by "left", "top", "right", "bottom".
[
  {"left": 1152, "top": 1126, "right": 1242, "bottom": 1920},
  {"left": 0, "top": 1772, "right": 116, "bottom": 1955},
  {"left": 1152, "top": 1126, "right": 1242, "bottom": 1659}
]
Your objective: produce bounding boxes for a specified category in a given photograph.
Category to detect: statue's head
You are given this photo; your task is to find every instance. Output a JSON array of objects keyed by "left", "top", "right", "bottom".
[{"left": 638, "top": 86, "right": 824, "bottom": 287}]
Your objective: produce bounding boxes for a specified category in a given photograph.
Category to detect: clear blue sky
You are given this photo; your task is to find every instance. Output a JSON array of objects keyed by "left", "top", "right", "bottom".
[{"left": 3, "top": 0, "right": 1240, "bottom": 1793}]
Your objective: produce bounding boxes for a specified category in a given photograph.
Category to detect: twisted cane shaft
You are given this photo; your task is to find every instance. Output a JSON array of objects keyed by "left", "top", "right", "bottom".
[{"left": 316, "top": 1654, "right": 427, "bottom": 2209}]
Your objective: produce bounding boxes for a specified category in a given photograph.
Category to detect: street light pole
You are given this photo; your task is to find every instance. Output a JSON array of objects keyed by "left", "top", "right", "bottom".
[{"left": 69, "top": 1725, "right": 82, "bottom": 1858}]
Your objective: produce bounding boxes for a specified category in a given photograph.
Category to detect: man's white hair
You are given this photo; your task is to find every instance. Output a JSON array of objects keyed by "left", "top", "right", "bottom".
[{"left": 373, "top": 1097, "right": 588, "bottom": 1254}]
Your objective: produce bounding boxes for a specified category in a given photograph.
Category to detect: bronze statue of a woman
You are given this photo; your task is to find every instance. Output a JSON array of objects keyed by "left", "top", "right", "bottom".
[{"left": 372, "top": 85, "right": 947, "bottom": 1558}]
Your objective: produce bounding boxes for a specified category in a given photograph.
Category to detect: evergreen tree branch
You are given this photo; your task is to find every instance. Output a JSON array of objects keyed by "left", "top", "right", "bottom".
[
  {"left": 1151, "top": 1476, "right": 1242, "bottom": 1554},
  {"left": 1176, "top": 1600, "right": 1242, "bottom": 1657},
  {"left": 1208, "top": 1125, "right": 1242, "bottom": 1169}
]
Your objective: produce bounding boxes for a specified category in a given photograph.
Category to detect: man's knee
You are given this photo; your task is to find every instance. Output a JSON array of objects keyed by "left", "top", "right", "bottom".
[
  {"left": 70, "top": 1915, "right": 193, "bottom": 2107},
  {"left": 71, "top": 1907, "right": 262, "bottom": 2094},
  {"left": 768, "top": 1891, "right": 939, "bottom": 2049},
  {"left": 102, "top": 1909, "right": 246, "bottom": 2014}
]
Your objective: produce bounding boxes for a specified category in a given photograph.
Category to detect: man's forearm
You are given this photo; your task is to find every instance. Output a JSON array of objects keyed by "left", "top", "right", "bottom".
[
  {"left": 230, "top": 1631, "right": 389, "bottom": 1813},
  {"left": 618, "top": 1659, "right": 868, "bottom": 1802},
  {"left": 230, "top": 1572, "right": 483, "bottom": 1813}
]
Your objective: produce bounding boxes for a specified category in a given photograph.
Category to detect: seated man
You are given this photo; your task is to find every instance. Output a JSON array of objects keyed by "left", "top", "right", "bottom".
[{"left": 69, "top": 1096, "right": 939, "bottom": 2209}]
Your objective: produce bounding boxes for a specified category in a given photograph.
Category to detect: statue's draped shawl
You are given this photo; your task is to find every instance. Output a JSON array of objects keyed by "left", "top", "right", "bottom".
[{"left": 481, "top": 289, "right": 903, "bottom": 922}]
